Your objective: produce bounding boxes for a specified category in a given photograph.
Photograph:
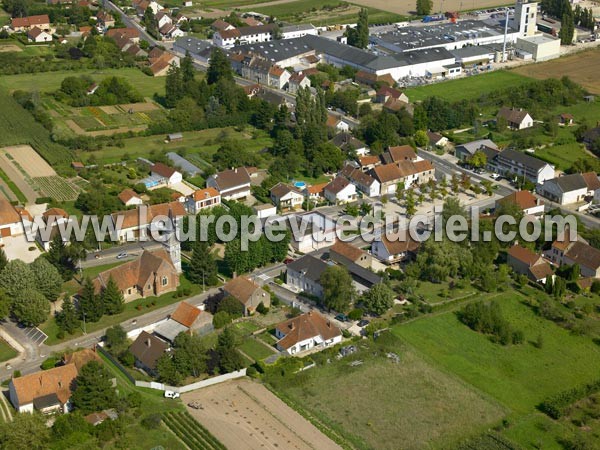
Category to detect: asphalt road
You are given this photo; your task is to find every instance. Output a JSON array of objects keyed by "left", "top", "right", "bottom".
[
  {"left": 80, "top": 241, "right": 164, "bottom": 268},
  {"left": 105, "top": 0, "right": 160, "bottom": 47}
]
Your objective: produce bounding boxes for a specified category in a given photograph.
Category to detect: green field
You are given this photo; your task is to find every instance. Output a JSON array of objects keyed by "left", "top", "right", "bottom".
[
  {"left": 405, "top": 71, "right": 533, "bottom": 103},
  {"left": 532, "top": 142, "right": 593, "bottom": 171},
  {"left": 0, "top": 338, "right": 17, "bottom": 363},
  {"left": 239, "top": 337, "right": 275, "bottom": 361},
  {"left": 276, "top": 337, "right": 505, "bottom": 450},
  {"left": 83, "top": 127, "right": 273, "bottom": 164},
  {"left": 0, "top": 68, "right": 166, "bottom": 96},
  {"left": 393, "top": 293, "right": 600, "bottom": 415}
]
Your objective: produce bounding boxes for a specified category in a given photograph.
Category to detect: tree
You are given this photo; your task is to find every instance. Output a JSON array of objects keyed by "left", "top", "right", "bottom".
[
  {"left": 470, "top": 150, "right": 487, "bottom": 168},
  {"left": 172, "top": 332, "right": 208, "bottom": 377},
  {"left": 56, "top": 298, "right": 80, "bottom": 334},
  {"left": 31, "top": 257, "right": 63, "bottom": 302},
  {"left": 217, "top": 296, "right": 244, "bottom": 317},
  {"left": 188, "top": 242, "right": 218, "bottom": 288},
  {"left": 0, "top": 412, "right": 49, "bottom": 450},
  {"left": 0, "top": 248, "right": 7, "bottom": 273},
  {"left": 142, "top": 7, "right": 159, "bottom": 39},
  {"left": 362, "top": 283, "right": 395, "bottom": 315},
  {"left": 560, "top": 0, "right": 574, "bottom": 45},
  {"left": 346, "top": 8, "right": 369, "bottom": 49},
  {"left": 105, "top": 325, "right": 128, "bottom": 355},
  {"left": 414, "top": 130, "right": 428, "bottom": 147},
  {"left": 320, "top": 265, "right": 355, "bottom": 312},
  {"left": 216, "top": 326, "right": 244, "bottom": 373},
  {"left": 181, "top": 50, "right": 195, "bottom": 85},
  {"left": 405, "top": 188, "right": 417, "bottom": 216},
  {"left": 101, "top": 276, "right": 124, "bottom": 315},
  {"left": 71, "top": 361, "right": 117, "bottom": 414},
  {"left": 416, "top": 0, "right": 433, "bottom": 15},
  {"left": 0, "top": 289, "right": 10, "bottom": 320},
  {"left": 156, "top": 354, "right": 183, "bottom": 385},
  {"left": 165, "top": 64, "right": 184, "bottom": 108},
  {"left": 12, "top": 289, "right": 50, "bottom": 326},
  {"left": 0, "top": 259, "right": 35, "bottom": 298},
  {"left": 78, "top": 277, "right": 104, "bottom": 322},
  {"left": 207, "top": 47, "right": 233, "bottom": 84}
]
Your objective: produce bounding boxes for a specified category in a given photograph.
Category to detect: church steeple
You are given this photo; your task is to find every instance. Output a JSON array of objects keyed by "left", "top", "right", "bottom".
[{"left": 163, "top": 207, "right": 182, "bottom": 274}]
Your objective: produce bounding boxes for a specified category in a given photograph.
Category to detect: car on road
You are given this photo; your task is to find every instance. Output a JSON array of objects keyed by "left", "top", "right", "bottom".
[
  {"left": 116, "top": 252, "right": 128, "bottom": 259},
  {"left": 490, "top": 173, "right": 500, "bottom": 179},
  {"left": 284, "top": 258, "right": 295, "bottom": 264},
  {"left": 358, "top": 319, "right": 370, "bottom": 327},
  {"left": 335, "top": 313, "right": 349, "bottom": 322}
]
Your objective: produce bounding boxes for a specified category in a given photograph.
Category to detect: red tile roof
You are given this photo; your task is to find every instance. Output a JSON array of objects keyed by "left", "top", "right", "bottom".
[
  {"left": 12, "top": 15, "right": 49, "bottom": 28},
  {"left": 276, "top": 311, "right": 341, "bottom": 351},
  {"left": 170, "top": 301, "right": 201, "bottom": 327},
  {"left": 11, "top": 363, "right": 78, "bottom": 406}
]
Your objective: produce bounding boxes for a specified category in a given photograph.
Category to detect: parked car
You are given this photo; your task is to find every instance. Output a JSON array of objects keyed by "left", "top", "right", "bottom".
[
  {"left": 335, "top": 313, "right": 349, "bottom": 322},
  {"left": 284, "top": 257, "right": 295, "bottom": 264},
  {"left": 164, "top": 390, "right": 180, "bottom": 399},
  {"left": 188, "top": 401, "right": 203, "bottom": 409},
  {"left": 490, "top": 173, "right": 500, "bottom": 179},
  {"left": 358, "top": 319, "right": 370, "bottom": 327},
  {"left": 116, "top": 252, "right": 128, "bottom": 259}
]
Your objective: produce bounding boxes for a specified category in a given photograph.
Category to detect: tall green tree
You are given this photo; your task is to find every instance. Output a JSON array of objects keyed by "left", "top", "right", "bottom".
[
  {"left": 31, "top": 257, "right": 63, "bottom": 302},
  {"left": 56, "top": 298, "right": 80, "bottom": 334},
  {"left": 156, "top": 354, "right": 183, "bottom": 385},
  {"left": 165, "top": 64, "right": 184, "bottom": 108},
  {"left": 78, "top": 277, "right": 104, "bottom": 322},
  {"left": 0, "top": 259, "right": 35, "bottom": 298},
  {"left": 0, "top": 411, "right": 50, "bottom": 450},
  {"left": 181, "top": 50, "right": 195, "bottom": 85},
  {"left": 101, "top": 275, "right": 124, "bottom": 315},
  {"left": 416, "top": 0, "right": 434, "bottom": 15},
  {"left": 172, "top": 332, "right": 208, "bottom": 377},
  {"left": 560, "top": 0, "right": 574, "bottom": 45},
  {"left": 346, "top": 8, "right": 369, "bottom": 49},
  {"left": 320, "top": 265, "right": 355, "bottom": 312},
  {"left": 0, "top": 248, "right": 7, "bottom": 273},
  {"left": 362, "top": 283, "right": 395, "bottom": 315},
  {"left": 71, "top": 361, "right": 117, "bottom": 414},
  {"left": 105, "top": 324, "right": 129, "bottom": 355},
  {"left": 0, "top": 289, "right": 9, "bottom": 320},
  {"left": 142, "top": 7, "right": 159, "bottom": 39},
  {"left": 12, "top": 289, "right": 50, "bottom": 326},
  {"left": 207, "top": 47, "right": 233, "bottom": 84}
]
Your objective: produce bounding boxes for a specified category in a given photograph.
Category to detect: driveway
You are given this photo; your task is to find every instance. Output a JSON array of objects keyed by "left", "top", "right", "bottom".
[{"left": 1, "top": 235, "right": 41, "bottom": 263}]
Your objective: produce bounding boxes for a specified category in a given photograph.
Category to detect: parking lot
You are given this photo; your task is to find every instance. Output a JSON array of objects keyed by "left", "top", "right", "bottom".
[{"left": 23, "top": 327, "right": 48, "bottom": 346}]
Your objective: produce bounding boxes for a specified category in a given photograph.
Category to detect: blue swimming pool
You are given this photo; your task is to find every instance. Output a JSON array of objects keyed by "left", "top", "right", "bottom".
[{"left": 294, "top": 181, "right": 306, "bottom": 189}]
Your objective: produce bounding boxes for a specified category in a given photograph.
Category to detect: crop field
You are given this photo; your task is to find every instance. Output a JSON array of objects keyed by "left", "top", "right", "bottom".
[
  {"left": 276, "top": 335, "right": 505, "bottom": 450},
  {"left": 3, "top": 145, "right": 56, "bottom": 177},
  {"left": 182, "top": 379, "right": 342, "bottom": 450},
  {"left": 33, "top": 176, "right": 82, "bottom": 201},
  {"left": 345, "top": 0, "right": 511, "bottom": 15},
  {"left": 404, "top": 70, "right": 533, "bottom": 102},
  {"left": 512, "top": 47, "right": 600, "bottom": 94},
  {"left": 393, "top": 293, "right": 600, "bottom": 414}
]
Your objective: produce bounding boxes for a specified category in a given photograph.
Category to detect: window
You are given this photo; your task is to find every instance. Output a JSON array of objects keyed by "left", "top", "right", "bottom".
[{"left": 162, "top": 276, "right": 168, "bottom": 286}]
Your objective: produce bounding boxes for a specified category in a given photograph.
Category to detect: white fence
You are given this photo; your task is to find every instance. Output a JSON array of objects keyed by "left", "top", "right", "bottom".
[{"left": 135, "top": 369, "right": 247, "bottom": 393}]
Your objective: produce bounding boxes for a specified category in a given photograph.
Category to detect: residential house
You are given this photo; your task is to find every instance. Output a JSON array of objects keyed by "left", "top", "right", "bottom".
[
  {"left": 106, "top": 28, "right": 140, "bottom": 43},
  {"left": 275, "top": 311, "right": 342, "bottom": 355},
  {"left": 371, "top": 231, "right": 420, "bottom": 264},
  {"left": 160, "top": 23, "right": 185, "bottom": 39},
  {"left": 496, "top": 190, "right": 545, "bottom": 216},
  {"left": 155, "top": 11, "right": 172, "bottom": 30},
  {"left": 426, "top": 131, "right": 448, "bottom": 149},
  {"left": 185, "top": 187, "right": 221, "bottom": 214},
  {"left": 148, "top": 48, "right": 179, "bottom": 76},
  {"left": 371, "top": 163, "right": 404, "bottom": 196},
  {"left": 537, "top": 172, "right": 600, "bottom": 205},
  {"left": 62, "top": 348, "right": 103, "bottom": 371},
  {"left": 455, "top": 139, "right": 498, "bottom": 162},
  {"left": 358, "top": 155, "right": 380, "bottom": 172},
  {"left": 381, "top": 145, "right": 418, "bottom": 164},
  {"left": 118, "top": 189, "right": 143, "bottom": 207},
  {"left": 268, "top": 65, "right": 291, "bottom": 90},
  {"left": 222, "top": 276, "right": 270, "bottom": 316},
  {"left": 0, "top": 198, "right": 25, "bottom": 243},
  {"left": 270, "top": 183, "right": 304, "bottom": 211},
  {"left": 340, "top": 164, "right": 380, "bottom": 197},
  {"left": 506, "top": 244, "right": 553, "bottom": 283},
  {"left": 287, "top": 211, "right": 337, "bottom": 252},
  {"left": 9, "top": 363, "right": 78, "bottom": 414},
  {"left": 211, "top": 19, "right": 235, "bottom": 32},
  {"left": 154, "top": 301, "right": 209, "bottom": 342},
  {"left": 151, "top": 162, "right": 183, "bottom": 187},
  {"left": 280, "top": 23, "right": 318, "bottom": 39},
  {"left": 207, "top": 167, "right": 252, "bottom": 200},
  {"left": 371, "top": 160, "right": 434, "bottom": 194},
  {"left": 11, "top": 15, "right": 50, "bottom": 32},
  {"left": 546, "top": 236, "right": 600, "bottom": 278},
  {"left": 129, "top": 331, "right": 168, "bottom": 376},
  {"left": 36, "top": 207, "right": 72, "bottom": 251},
  {"left": 330, "top": 132, "right": 368, "bottom": 156},
  {"left": 286, "top": 255, "right": 330, "bottom": 298},
  {"left": 324, "top": 176, "right": 357, "bottom": 204},
  {"left": 559, "top": 113, "right": 574, "bottom": 126},
  {"left": 489, "top": 149, "right": 555, "bottom": 184},
  {"left": 329, "top": 239, "right": 372, "bottom": 269},
  {"left": 375, "top": 86, "right": 408, "bottom": 104},
  {"left": 496, "top": 107, "right": 534, "bottom": 130},
  {"left": 111, "top": 201, "right": 186, "bottom": 242},
  {"left": 96, "top": 10, "right": 115, "bottom": 29},
  {"left": 304, "top": 182, "right": 328, "bottom": 203},
  {"left": 213, "top": 24, "right": 276, "bottom": 49},
  {"left": 383, "top": 97, "right": 413, "bottom": 114},
  {"left": 288, "top": 72, "right": 311, "bottom": 94},
  {"left": 326, "top": 114, "right": 350, "bottom": 133},
  {"left": 92, "top": 249, "right": 180, "bottom": 300},
  {"left": 27, "top": 27, "right": 52, "bottom": 42}
]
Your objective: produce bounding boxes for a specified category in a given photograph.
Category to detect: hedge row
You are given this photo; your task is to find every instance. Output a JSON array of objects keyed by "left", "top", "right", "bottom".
[{"left": 539, "top": 379, "right": 600, "bottom": 419}]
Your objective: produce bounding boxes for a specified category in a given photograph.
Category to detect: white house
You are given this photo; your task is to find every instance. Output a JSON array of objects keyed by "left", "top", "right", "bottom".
[
  {"left": 270, "top": 182, "right": 304, "bottom": 210},
  {"left": 185, "top": 187, "right": 221, "bottom": 214},
  {"left": 371, "top": 231, "right": 420, "bottom": 264},
  {"left": 340, "top": 165, "right": 380, "bottom": 197},
  {"left": 280, "top": 24, "right": 318, "bottom": 40},
  {"left": 538, "top": 172, "right": 600, "bottom": 205},
  {"left": 287, "top": 211, "right": 336, "bottom": 253},
  {"left": 285, "top": 255, "right": 329, "bottom": 298},
  {"left": 118, "top": 189, "right": 143, "bottom": 207},
  {"left": 206, "top": 167, "right": 252, "bottom": 201},
  {"left": 496, "top": 107, "right": 534, "bottom": 130},
  {"left": 323, "top": 176, "right": 357, "bottom": 204},
  {"left": 275, "top": 311, "right": 342, "bottom": 355},
  {"left": 0, "top": 198, "right": 26, "bottom": 243},
  {"left": 151, "top": 162, "right": 183, "bottom": 187},
  {"left": 495, "top": 190, "right": 545, "bottom": 216},
  {"left": 490, "top": 149, "right": 555, "bottom": 185},
  {"left": 213, "top": 24, "right": 276, "bottom": 49},
  {"left": 155, "top": 11, "right": 172, "bottom": 30},
  {"left": 27, "top": 27, "right": 52, "bottom": 43},
  {"left": 326, "top": 114, "right": 350, "bottom": 133}
]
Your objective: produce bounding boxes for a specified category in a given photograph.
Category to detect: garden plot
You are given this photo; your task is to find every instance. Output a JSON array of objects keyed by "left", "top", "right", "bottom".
[
  {"left": 3, "top": 144, "right": 56, "bottom": 177},
  {"left": 33, "top": 176, "right": 82, "bottom": 202}
]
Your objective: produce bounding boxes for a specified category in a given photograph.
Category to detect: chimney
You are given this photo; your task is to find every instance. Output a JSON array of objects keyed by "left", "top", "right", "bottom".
[{"left": 234, "top": 168, "right": 238, "bottom": 173}]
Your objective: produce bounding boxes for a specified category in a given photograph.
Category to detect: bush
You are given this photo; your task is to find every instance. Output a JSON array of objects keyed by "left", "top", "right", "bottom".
[
  {"left": 127, "top": 392, "right": 142, "bottom": 408},
  {"left": 271, "top": 296, "right": 281, "bottom": 307},
  {"left": 256, "top": 301, "right": 269, "bottom": 315},
  {"left": 591, "top": 280, "right": 600, "bottom": 294},
  {"left": 246, "top": 366, "right": 258, "bottom": 377},
  {"left": 348, "top": 308, "right": 363, "bottom": 321},
  {"left": 540, "top": 379, "right": 600, "bottom": 419},
  {"left": 141, "top": 413, "right": 162, "bottom": 429},
  {"left": 213, "top": 311, "right": 232, "bottom": 329},
  {"left": 41, "top": 357, "right": 58, "bottom": 370}
]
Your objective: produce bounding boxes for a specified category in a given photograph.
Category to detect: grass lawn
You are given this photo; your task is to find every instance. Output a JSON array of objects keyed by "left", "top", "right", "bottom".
[
  {"left": 393, "top": 292, "right": 600, "bottom": 415},
  {"left": 276, "top": 336, "right": 505, "bottom": 450},
  {"left": 239, "top": 337, "right": 275, "bottom": 361},
  {"left": 83, "top": 127, "right": 273, "bottom": 164},
  {"left": 44, "top": 272, "right": 202, "bottom": 345},
  {"left": 405, "top": 71, "right": 533, "bottom": 103},
  {"left": 410, "top": 279, "right": 477, "bottom": 304},
  {"left": 532, "top": 142, "right": 593, "bottom": 171},
  {"left": 0, "top": 338, "right": 17, "bottom": 363},
  {"left": 0, "top": 68, "right": 166, "bottom": 97}
]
